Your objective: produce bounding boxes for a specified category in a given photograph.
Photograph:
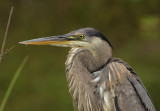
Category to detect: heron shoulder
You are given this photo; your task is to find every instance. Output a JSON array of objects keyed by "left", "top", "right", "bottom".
[{"left": 91, "top": 58, "right": 156, "bottom": 111}]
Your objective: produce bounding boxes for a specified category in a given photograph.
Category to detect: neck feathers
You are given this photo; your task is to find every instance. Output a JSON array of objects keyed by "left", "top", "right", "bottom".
[{"left": 65, "top": 41, "right": 112, "bottom": 111}]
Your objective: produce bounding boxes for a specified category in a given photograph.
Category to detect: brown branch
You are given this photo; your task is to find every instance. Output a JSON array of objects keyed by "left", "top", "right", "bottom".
[
  {"left": 2, "top": 45, "right": 15, "bottom": 57},
  {"left": 0, "top": 6, "right": 14, "bottom": 64}
]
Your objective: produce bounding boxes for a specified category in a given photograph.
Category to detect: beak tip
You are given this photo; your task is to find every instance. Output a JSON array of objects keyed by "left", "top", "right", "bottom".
[
  {"left": 19, "top": 41, "right": 23, "bottom": 44},
  {"left": 19, "top": 41, "right": 28, "bottom": 45}
]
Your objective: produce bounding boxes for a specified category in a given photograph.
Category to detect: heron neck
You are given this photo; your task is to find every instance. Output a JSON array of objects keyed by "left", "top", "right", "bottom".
[
  {"left": 86, "top": 41, "right": 112, "bottom": 72},
  {"left": 65, "top": 42, "right": 112, "bottom": 110}
]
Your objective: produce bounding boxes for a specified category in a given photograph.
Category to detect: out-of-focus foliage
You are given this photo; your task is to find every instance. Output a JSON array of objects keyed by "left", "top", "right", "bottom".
[{"left": 0, "top": 0, "right": 160, "bottom": 111}]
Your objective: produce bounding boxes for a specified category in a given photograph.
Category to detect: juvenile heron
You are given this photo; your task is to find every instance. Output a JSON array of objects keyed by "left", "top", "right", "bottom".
[{"left": 20, "top": 28, "right": 156, "bottom": 111}]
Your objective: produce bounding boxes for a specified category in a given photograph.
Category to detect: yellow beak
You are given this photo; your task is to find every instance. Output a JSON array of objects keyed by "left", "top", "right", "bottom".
[{"left": 19, "top": 34, "right": 76, "bottom": 45}]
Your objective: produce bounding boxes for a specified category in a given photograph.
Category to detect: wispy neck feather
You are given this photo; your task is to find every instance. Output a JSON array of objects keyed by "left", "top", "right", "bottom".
[{"left": 65, "top": 41, "right": 112, "bottom": 111}]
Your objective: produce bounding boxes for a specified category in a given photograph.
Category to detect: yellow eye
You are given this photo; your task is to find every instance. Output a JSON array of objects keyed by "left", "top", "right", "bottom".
[{"left": 79, "top": 34, "right": 84, "bottom": 39}]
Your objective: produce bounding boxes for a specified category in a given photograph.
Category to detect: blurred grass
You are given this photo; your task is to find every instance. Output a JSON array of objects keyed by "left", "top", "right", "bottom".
[
  {"left": 0, "top": 56, "right": 28, "bottom": 111},
  {"left": 0, "top": 0, "right": 160, "bottom": 111}
]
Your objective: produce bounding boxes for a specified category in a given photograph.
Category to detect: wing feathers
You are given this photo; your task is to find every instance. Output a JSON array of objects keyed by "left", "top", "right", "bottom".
[
  {"left": 112, "top": 58, "right": 156, "bottom": 111},
  {"left": 128, "top": 75, "right": 156, "bottom": 111},
  {"left": 99, "top": 58, "right": 156, "bottom": 111}
]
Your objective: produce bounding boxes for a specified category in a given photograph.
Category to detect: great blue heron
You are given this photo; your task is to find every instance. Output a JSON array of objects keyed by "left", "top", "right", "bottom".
[{"left": 20, "top": 28, "right": 156, "bottom": 111}]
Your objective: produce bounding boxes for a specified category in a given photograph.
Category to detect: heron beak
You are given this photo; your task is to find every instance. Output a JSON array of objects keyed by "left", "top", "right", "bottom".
[{"left": 19, "top": 34, "right": 77, "bottom": 46}]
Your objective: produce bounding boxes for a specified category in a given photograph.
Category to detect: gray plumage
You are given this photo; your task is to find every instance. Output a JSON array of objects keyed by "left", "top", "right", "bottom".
[{"left": 20, "top": 27, "right": 156, "bottom": 111}]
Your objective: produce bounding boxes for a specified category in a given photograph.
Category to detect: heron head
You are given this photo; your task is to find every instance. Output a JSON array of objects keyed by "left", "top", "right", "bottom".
[{"left": 19, "top": 28, "right": 112, "bottom": 50}]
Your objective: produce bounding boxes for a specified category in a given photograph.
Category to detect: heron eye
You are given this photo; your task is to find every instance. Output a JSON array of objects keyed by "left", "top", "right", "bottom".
[{"left": 78, "top": 34, "right": 85, "bottom": 39}]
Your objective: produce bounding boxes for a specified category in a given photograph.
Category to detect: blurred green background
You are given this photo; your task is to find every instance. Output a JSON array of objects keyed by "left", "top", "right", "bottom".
[{"left": 0, "top": 0, "right": 160, "bottom": 111}]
